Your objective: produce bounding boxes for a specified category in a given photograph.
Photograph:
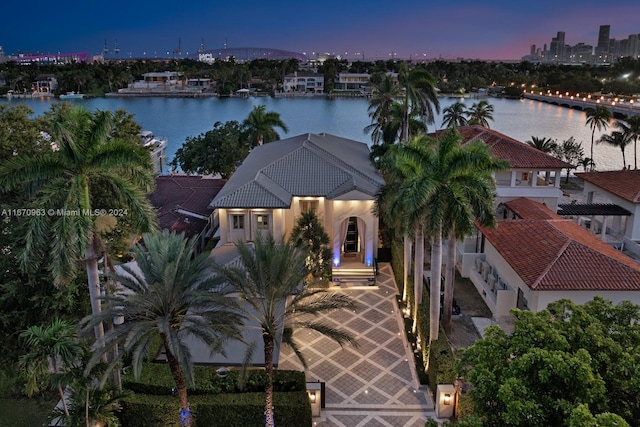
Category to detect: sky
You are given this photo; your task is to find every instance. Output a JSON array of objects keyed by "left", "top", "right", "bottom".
[{"left": 2, "top": 0, "right": 640, "bottom": 61}]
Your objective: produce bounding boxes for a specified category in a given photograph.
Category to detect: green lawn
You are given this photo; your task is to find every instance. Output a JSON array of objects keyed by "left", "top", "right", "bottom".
[{"left": 0, "top": 397, "right": 58, "bottom": 427}]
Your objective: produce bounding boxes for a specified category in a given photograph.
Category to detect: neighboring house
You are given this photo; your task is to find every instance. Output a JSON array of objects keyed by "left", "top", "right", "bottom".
[
  {"left": 334, "top": 72, "right": 371, "bottom": 93},
  {"left": 210, "top": 133, "right": 384, "bottom": 282},
  {"left": 567, "top": 170, "right": 640, "bottom": 257},
  {"left": 32, "top": 74, "right": 57, "bottom": 94},
  {"left": 125, "top": 71, "right": 185, "bottom": 91},
  {"left": 148, "top": 175, "right": 226, "bottom": 253},
  {"left": 451, "top": 126, "right": 574, "bottom": 211},
  {"left": 282, "top": 71, "right": 324, "bottom": 93},
  {"left": 458, "top": 197, "right": 640, "bottom": 324}
]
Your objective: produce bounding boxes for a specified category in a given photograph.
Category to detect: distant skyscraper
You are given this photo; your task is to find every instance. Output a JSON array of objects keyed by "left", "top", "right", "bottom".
[
  {"left": 530, "top": 44, "right": 536, "bottom": 56},
  {"left": 597, "top": 25, "right": 611, "bottom": 61},
  {"left": 549, "top": 31, "right": 566, "bottom": 62}
]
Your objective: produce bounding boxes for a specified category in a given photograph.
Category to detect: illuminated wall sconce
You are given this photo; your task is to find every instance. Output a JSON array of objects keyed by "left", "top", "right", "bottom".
[
  {"left": 443, "top": 393, "right": 452, "bottom": 405},
  {"left": 113, "top": 306, "right": 125, "bottom": 325},
  {"left": 308, "top": 391, "right": 317, "bottom": 404}
]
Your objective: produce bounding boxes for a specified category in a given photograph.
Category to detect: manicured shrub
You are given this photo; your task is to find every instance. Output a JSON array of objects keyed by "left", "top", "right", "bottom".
[
  {"left": 118, "top": 391, "right": 311, "bottom": 427},
  {"left": 123, "top": 362, "right": 305, "bottom": 395}
]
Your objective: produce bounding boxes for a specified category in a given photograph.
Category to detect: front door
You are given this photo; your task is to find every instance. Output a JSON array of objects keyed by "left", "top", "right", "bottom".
[{"left": 343, "top": 217, "right": 359, "bottom": 253}]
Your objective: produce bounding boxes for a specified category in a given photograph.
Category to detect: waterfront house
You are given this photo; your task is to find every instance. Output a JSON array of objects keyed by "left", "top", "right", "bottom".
[
  {"left": 333, "top": 72, "right": 371, "bottom": 93},
  {"left": 282, "top": 71, "right": 324, "bottom": 93},
  {"left": 210, "top": 133, "right": 384, "bottom": 283},
  {"left": 451, "top": 126, "right": 574, "bottom": 211},
  {"left": 32, "top": 74, "right": 57, "bottom": 95},
  {"left": 460, "top": 197, "right": 640, "bottom": 324},
  {"left": 569, "top": 170, "right": 640, "bottom": 257},
  {"left": 148, "top": 175, "right": 226, "bottom": 254},
  {"left": 124, "top": 71, "right": 185, "bottom": 91}
]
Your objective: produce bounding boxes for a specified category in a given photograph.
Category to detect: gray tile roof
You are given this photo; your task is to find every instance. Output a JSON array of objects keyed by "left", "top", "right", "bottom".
[{"left": 211, "top": 133, "right": 384, "bottom": 209}]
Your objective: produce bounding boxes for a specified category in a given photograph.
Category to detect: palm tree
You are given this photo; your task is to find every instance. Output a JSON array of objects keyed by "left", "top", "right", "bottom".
[
  {"left": 466, "top": 100, "right": 495, "bottom": 128},
  {"left": 439, "top": 133, "right": 509, "bottom": 334},
  {"left": 526, "top": 136, "right": 558, "bottom": 153},
  {"left": 381, "top": 130, "right": 507, "bottom": 341},
  {"left": 381, "top": 101, "right": 428, "bottom": 145},
  {"left": 211, "top": 234, "right": 357, "bottom": 427},
  {"left": 81, "top": 230, "right": 243, "bottom": 427},
  {"left": 365, "top": 74, "right": 403, "bottom": 145},
  {"left": 378, "top": 140, "right": 435, "bottom": 334},
  {"left": 616, "top": 115, "right": 640, "bottom": 169},
  {"left": 420, "top": 130, "right": 507, "bottom": 341},
  {"left": 0, "top": 106, "right": 156, "bottom": 344},
  {"left": 398, "top": 63, "right": 440, "bottom": 139},
  {"left": 242, "top": 104, "right": 288, "bottom": 146},
  {"left": 19, "top": 320, "right": 83, "bottom": 418},
  {"left": 441, "top": 101, "right": 469, "bottom": 129},
  {"left": 585, "top": 106, "right": 613, "bottom": 171},
  {"left": 599, "top": 130, "right": 633, "bottom": 169}
]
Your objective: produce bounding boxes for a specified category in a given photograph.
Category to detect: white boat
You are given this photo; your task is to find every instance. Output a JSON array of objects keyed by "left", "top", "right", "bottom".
[
  {"left": 139, "top": 130, "right": 168, "bottom": 175},
  {"left": 59, "top": 91, "right": 85, "bottom": 99}
]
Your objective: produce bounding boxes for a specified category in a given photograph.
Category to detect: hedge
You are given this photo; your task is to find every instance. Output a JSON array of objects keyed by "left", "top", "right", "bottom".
[
  {"left": 119, "top": 390, "right": 311, "bottom": 427},
  {"left": 123, "top": 362, "right": 306, "bottom": 395}
]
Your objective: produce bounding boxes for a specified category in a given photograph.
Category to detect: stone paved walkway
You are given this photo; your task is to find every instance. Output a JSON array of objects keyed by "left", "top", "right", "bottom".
[{"left": 279, "top": 263, "right": 436, "bottom": 426}]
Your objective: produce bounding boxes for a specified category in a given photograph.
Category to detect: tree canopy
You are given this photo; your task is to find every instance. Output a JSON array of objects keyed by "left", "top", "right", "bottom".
[
  {"left": 171, "top": 120, "right": 249, "bottom": 178},
  {"left": 459, "top": 297, "right": 640, "bottom": 426}
]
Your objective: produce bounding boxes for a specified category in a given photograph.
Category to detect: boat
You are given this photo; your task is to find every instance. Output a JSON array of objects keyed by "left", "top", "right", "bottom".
[
  {"left": 59, "top": 91, "right": 85, "bottom": 99},
  {"left": 139, "top": 130, "right": 168, "bottom": 175}
]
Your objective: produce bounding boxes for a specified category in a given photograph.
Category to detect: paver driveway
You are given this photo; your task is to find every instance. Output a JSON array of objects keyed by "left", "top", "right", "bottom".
[{"left": 279, "top": 263, "right": 436, "bottom": 427}]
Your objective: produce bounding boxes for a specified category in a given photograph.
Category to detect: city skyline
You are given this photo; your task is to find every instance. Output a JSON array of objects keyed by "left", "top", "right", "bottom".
[{"left": 2, "top": 0, "right": 640, "bottom": 61}]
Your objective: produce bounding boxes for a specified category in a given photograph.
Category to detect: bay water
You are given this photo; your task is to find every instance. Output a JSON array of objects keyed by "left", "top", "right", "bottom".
[{"left": 2, "top": 96, "right": 633, "bottom": 172}]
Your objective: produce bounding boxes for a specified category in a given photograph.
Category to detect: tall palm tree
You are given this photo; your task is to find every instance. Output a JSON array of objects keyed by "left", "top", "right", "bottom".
[
  {"left": 81, "top": 230, "right": 243, "bottom": 427},
  {"left": 526, "top": 136, "right": 558, "bottom": 153},
  {"left": 441, "top": 101, "right": 469, "bottom": 129},
  {"left": 398, "top": 63, "right": 440, "bottom": 139},
  {"left": 466, "top": 100, "right": 495, "bottom": 128},
  {"left": 616, "top": 115, "right": 640, "bottom": 169},
  {"left": 211, "top": 234, "right": 357, "bottom": 427},
  {"left": 599, "top": 130, "right": 633, "bottom": 169},
  {"left": 242, "top": 104, "right": 289, "bottom": 146},
  {"left": 19, "top": 319, "right": 83, "bottom": 418},
  {"left": 439, "top": 133, "right": 509, "bottom": 334},
  {"left": 374, "top": 169, "right": 415, "bottom": 305},
  {"left": 382, "top": 130, "right": 507, "bottom": 341},
  {"left": 0, "top": 106, "right": 156, "bottom": 343},
  {"left": 378, "top": 141, "right": 435, "bottom": 334},
  {"left": 380, "top": 101, "right": 428, "bottom": 145},
  {"left": 585, "top": 106, "right": 612, "bottom": 171},
  {"left": 365, "top": 74, "right": 403, "bottom": 145}
]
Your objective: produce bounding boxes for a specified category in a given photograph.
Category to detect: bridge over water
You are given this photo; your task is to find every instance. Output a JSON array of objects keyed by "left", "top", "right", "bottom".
[{"left": 522, "top": 93, "right": 640, "bottom": 118}]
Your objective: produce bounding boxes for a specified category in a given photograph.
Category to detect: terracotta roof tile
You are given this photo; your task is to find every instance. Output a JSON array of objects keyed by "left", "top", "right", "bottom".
[
  {"left": 148, "top": 175, "right": 225, "bottom": 237},
  {"left": 445, "top": 126, "right": 573, "bottom": 170},
  {"left": 575, "top": 170, "right": 640, "bottom": 203},
  {"left": 504, "top": 197, "right": 558, "bottom": 220},
  {"left": 478, "top": 211, "right": 640, "bottom": 292}
]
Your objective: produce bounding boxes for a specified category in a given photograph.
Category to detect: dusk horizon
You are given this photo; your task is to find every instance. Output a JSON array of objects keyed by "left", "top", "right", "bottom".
[{"left": 2, "top": 0, "right": 640, "bottom": 61}]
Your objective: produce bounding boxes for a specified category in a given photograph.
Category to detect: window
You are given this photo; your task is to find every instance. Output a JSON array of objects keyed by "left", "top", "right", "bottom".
[
  {"left": 256, "top": 214, "right": 269, "bottom": 230},
  {"left": 300, "top": 200, "right": 318, "bottom": 213},
  {"left": 232, "top": 214, "right": 244, "bottom": 230}
]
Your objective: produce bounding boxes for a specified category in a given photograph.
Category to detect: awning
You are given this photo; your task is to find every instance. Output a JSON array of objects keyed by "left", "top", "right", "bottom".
[{"left": 557, "top": 203, "right": 632, "bottom": 216}]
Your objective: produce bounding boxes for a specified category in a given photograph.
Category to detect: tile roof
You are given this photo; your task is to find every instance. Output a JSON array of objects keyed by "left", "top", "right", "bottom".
[
  {"left": 148, "top": 175, "right": 225, "bottom": 237},
  {"left": 575, "top": 170, "right": 640, "bottom": 203},
  {"left": 211, "top": 133, "right": 384, "bottom": 209},
  {"left": 503, "top": 197, "right": 558, "bottom": 220},
  {"left": 478, "top": 199, "right": 640, "bottom": 292},
  {"left": 445, "top": 126, "right": 574, "bottom": 170}
]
